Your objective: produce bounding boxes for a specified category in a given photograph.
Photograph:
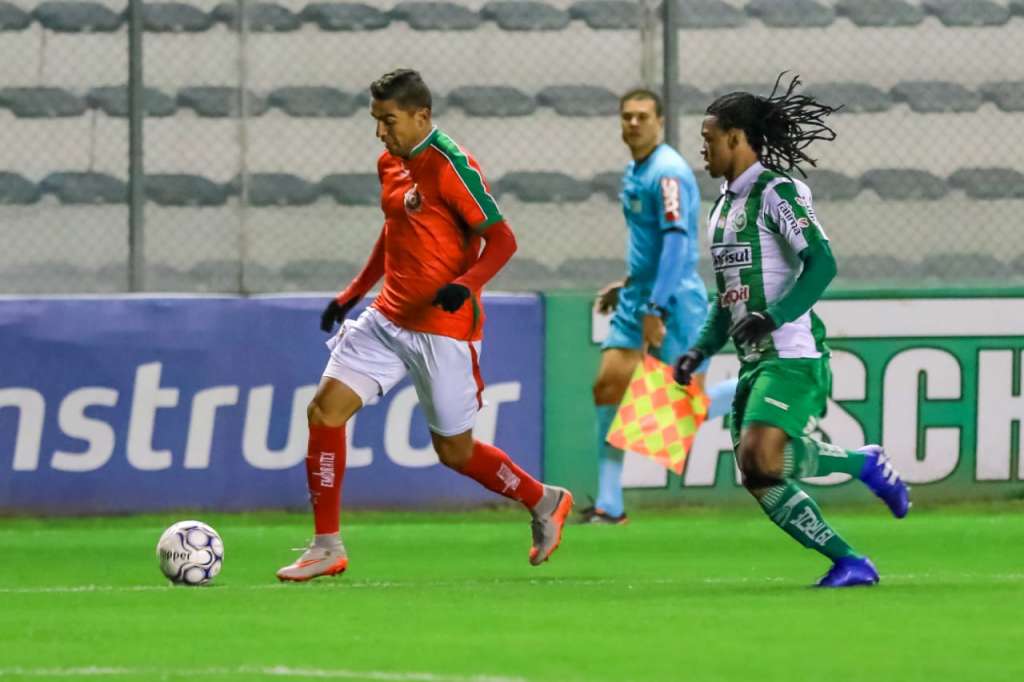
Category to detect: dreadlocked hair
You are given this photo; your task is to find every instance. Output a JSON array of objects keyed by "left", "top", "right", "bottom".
[{"left": 706, "top": 72, "right": 840, "bottom": 177}]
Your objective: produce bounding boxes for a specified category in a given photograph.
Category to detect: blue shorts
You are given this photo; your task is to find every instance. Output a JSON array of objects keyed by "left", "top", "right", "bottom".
[{"left": 603, "top": 283, "right": 709, "bottom": 367}]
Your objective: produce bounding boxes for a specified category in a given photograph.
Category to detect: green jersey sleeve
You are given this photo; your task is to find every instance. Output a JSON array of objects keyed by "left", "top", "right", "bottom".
[{"left": 764, "top": 180, "right": 828, "bottom": 254}]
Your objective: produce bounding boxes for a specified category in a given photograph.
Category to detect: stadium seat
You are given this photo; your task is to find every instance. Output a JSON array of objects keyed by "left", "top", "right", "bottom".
[
  {"left": 268, "top": 86, "right": 359, "bottom": 117},
  {"left": 1013, "top": 0, "right": 1024, "bottom": 17},
  {"left": 568, "top": 1, "right": 641, "bottom": 29},
  {"left": 746, "top": 0, "right": 835, "bottom": 27},
  {"left": 40, "top": 172, "right": 127, "bottom": 204},
  {"left": 661, "top": 83, "right": 712, "bottom": 115},
  {"left": 921, "top": 252, "right": 1012, "bottom": 280},
  {"left": 240, "top": 262, "right": 288, "bottom": 293},
  {"left": 804, "top": 170, "right": 862, "bottom": 201},
  {"left": 300, "top": 2, "right": 390, "bottom": 30},
  {"left": 189, "top": 259, "right": 243, "bottom": 292},
  {"left": 86, "top": 86, "right": 177, "bottom": 117},
  {"left": 891, "top": 81, "right": 981, "bottom": 113},
  {"left": 390, "top": 2, "right": 481, "bottom": 30},
  {"left": 673, "top": 0, "right": 746, "bottom": 29},
  {"left": 537, "top": 84, "right": 618, "bottom": 116},
  {"left": 978, "top": 81, "right": 1024, "bottom": 112},
  {"left": 0, "top": 87, "right": 87, "bottom": 117},
  {"left": 145, "top": 174, "right": 229, "bottom": 207},
  {"left": 320, "top": 173, "right": 380, "bottom": 205},
  {"left": 836, "top": 255, "right": 921, "bottom": 280},
  {"left": 230, "top": 173, "right": 321, "bottom": 206},
  {"left": 556, "top": 257, "right": 624, "bottom": 284},
  {"left": 834, "top": 0, "right": 924, "bottom": 27},
  {"left": 861, "top": 169, "right": 948, "bottom": 200},
  {"left": 922, "top": 0, "right": 1010, "bottom": 27},
  {"left": 489, "top": 257, "right": 564, "bottom": 291},
  {"left": 0, "top": 2, "right": 31, "bottom": 30},
  {"left": 447, "top": 86, "right": 536, "bottom": 117},
  {"left": 694, "top": 171, "right": 724, "bottom": 202},
  {"left": 480, "top": 1, "right": 570, "bottom": 30},
  {"left": 140, "top": 263, "right": 197, "bottom": 292},
  {"left": 498, "top": 172, "right": 591, "bottom": 202},
  {"left": 32, "top": 1, "right": 122, "bottom": 32},
  {"left": 590, "top": 171, "right": 622, "bottom": 202},
  {"left": 140, "top": 3, "right": 214, "bottom": 32},
  {"left": 804, "top": 82, "right": 892, "bottom": 114},
  {"left": 948, "top": 167, "right": 1024, "bottom": 200},
  {"left": 212, "top": 2, "right": 302, "bottom": 31},
  {"left": 280, "top": 259, "right": 360, "bottom": 290},
  {"left": 177, "top": 87, "right": 269, "bottom": 117},
  {"left": 0, "top": 172, "right": 41, "bottom": 205},
  {"left": 0, "top": 262, "right": 97, "bottom": 294},
  {"left": 352, "top": 89, "right": 448, "bottom": 116}
]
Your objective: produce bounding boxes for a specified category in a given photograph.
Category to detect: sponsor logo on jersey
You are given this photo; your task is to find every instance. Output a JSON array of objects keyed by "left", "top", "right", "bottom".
[
  {"left": 404, "top": 184, "right": 422, "bottom": 213},
  {"left": 718, "top": 285, "right": 750, "bottom": 308},
  {"left": 796, "top": 217, "right": 810, "bottom": 229},
  {"left": 630, "top": 197, "right": 642, "bottom": 213},
  {"left": 711, "top": 244, "right": 753, "bottom": 272},
  {"left": 796, "top": 196, "right": 820, "bottom": 225},
  {"left": 660, "top": 177, "right": 681, "bottom": 223}
]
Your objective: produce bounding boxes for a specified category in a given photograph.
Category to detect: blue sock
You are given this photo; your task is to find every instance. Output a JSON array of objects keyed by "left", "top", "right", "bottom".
[
  {"left": 595, "top": 404, "right": 625, "bottom": 517},
  {"left": 706, "top": 378, "right": 738, "bottom": 421}
]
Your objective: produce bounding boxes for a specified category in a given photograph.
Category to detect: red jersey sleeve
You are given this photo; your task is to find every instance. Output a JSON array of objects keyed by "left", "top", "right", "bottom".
[{"left": 436, "top": 150, "right": 504, "bottom": 232}]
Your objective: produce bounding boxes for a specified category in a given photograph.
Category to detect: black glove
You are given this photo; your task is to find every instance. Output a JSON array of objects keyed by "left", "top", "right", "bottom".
[
  {"left": 673, "top": 349, "right": 705, "bottom": 386},
  {"left": 320, "top": 297, "right": 358, "bottom": 333},
  {"left": 432, "top": 283, "right": 471, "bottom": 313},
  {"left": 729, "top": 311, "right": 777, "bottom": 347}
]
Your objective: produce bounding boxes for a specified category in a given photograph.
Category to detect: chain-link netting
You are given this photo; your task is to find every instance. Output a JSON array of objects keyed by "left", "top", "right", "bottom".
[{"left": 2, "top": 0, "right": 1022, "bottom": 294}]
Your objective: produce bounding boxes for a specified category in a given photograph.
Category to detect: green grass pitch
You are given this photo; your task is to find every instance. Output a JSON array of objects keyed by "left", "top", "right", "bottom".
[{"left": 1, "top": 503, "right": 1022, "bottom": 682}]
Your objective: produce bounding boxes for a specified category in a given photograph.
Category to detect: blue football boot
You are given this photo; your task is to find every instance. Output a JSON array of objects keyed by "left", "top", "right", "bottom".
[
  {"left": 858, "top": 445, "right": 911, "bottom": 518},
  {"left": 816, "top": 556, "right": 880, "bottom": 588}
]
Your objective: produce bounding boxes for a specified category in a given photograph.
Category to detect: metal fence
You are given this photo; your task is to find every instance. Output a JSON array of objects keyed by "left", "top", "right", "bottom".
[{"left": 1, "top": 0, "right": 1022, "bottom": 295}]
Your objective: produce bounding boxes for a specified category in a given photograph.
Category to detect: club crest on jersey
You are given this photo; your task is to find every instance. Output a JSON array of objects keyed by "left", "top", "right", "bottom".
[
  {"left": 404, "top": 184, "right": 422, "bottom": 213},
  {"left": 727, "top": 209, "right": 747, "bottom": 232}
]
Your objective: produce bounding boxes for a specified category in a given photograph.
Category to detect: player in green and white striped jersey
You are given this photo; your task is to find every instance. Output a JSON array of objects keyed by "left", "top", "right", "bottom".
[{"left": 673, "top": 75, "right": 910, "bottom": 588}]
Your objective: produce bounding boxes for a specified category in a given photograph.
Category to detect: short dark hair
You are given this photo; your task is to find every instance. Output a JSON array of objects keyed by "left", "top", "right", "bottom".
[
  {"left": 370, "top": 69, "right": 432, "bottom": 111},
  {"left": 620, "top": 88, "right": 662, "bottom": 117}
]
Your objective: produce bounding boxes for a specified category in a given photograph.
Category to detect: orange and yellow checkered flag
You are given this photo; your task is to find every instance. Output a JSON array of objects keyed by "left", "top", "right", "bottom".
[{"left": 606, "top": 355, "right": 710, "bottom": 475}]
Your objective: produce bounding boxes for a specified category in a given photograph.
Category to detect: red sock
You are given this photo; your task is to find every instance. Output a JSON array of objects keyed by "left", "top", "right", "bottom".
[
  {"left": 305, "top": 424, "right": 346, "bottom": 535},
  {"left": 459, "top": 441, "right": 544, "bottom": 508}
]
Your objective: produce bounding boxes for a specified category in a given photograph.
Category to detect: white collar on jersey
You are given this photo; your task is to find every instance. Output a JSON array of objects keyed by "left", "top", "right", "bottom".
[{"left": 724, "top": 160, "right": 766, "bottom": 197}]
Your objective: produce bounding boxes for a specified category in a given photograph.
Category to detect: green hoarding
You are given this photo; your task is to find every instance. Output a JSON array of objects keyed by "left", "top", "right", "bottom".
[{"left": 544, "top": 289, "right": 1024, "bottom": 506}]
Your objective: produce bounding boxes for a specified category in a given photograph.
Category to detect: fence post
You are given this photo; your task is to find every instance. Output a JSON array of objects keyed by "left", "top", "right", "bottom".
[
  {"left": 661, "top": 0, "right": 679, "bottom": 150},
  {"left": 127, "top": 0, "right": 145, "bottom": 291}
]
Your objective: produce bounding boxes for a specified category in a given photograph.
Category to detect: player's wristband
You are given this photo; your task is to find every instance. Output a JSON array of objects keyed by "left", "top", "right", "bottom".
[{"left": 643, "top": 301, "right": 669, "bottom": 320}]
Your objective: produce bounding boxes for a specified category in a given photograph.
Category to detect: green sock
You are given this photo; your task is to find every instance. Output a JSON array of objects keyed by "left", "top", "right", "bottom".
[
  {"left": 782, "top": 437, "right": 867, "bottom": 479},
  {"left": 757, "top": 481, "right": 858, "bottom": 561}
]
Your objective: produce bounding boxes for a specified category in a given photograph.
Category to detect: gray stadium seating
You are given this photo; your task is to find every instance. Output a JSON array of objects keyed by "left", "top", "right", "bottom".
[
  {"left": 746, "top": 0, "right": 835, "bottom": 28},
  {"left": 189, "top": 259, "right": 244, "bottom": 292},
  {"left": 694, "top": 171, "right": 724, "bottom": 202},
  {"left": 353, "top": 89, "right": 449, "bottom": 116},
  {"left": 590, "top": 171, "right": 622, "bottom": 202},
  {"left": 712, "top": 83, "right": 775, "bottom": 99},
  {"left": 40, "top": 172, "right": 127, "bottom": 204},
  {"left": 0, "top": 2, "right": 31, "bottom": 30},
  {"left": 1011, "top": 254, "right": 1024, "bottom": 275},
  {"left": 979, "top": 81, "right": 1024, "bottom": 112},
  {"left": 320, "top": 173, "right": 380, "bottom": 205},
  {"left": 948, "top": 167, "right": 1024, "bottom": 200},
  {"left": 0, "top": 87, "right": 87, "bottom": 117},
  {"left": 861, "top": 169, "right": 948, "bottom": 200},
  {"left": 268, "top": 87, "right": 360, "bottom": 117},
  {"left": 448, "top": 86, "right": 536, "bottom": 117},
  {"left": 0, "top": 172, "right": 41, "bottom": 205},
  {"left": 390, "top": 2, "right": 482, "bottom": 30},
  {"left": 300, "top": 3, "right": 390, "bottom": 30},
  {"left": 489, "top": 257, "right": 564, "bottom": 291},
  {"left": 664, "top": 83, "right": 712, "bottom": 115},
  {"left": 891, "top": 81, "right": 981, "bottom": 113},
  {"left": 836, "top": 255, "right": 921, "bottom": 280},
  {"left": 804, "top": 82, "right": 891, "bottom": 114},
  {"left": 280, "top": 259, "right": 360, "bottom": 291},
  {"left": 834, "top": 0, "right": 924, "bottom": 27},
  {"left": 87, "top": 86, "right": 178, "bottom": 117},
  {"left": 145, "top": 174, "right": 229, "bottom": 207},
  {"left": 177, "top": 87, "right": 269, "bottom": 117},
  {"left": 674, "top": 0, "right": 746, "bottom": 29},
  {"left": 921, "top": 253, "right": 1012, "bottom": 280},
  {"left": 0, "top": 262, "right": 98, "bottom": 294},
  {"left": 140, "top": 264, "right": 197, "bottom": 292},
  {"left": 141, "top": 3, "right": 214, "bottom": 32},
  {"left": 1013, "top": 0, "right": 1024, "bottom": 17},
  {"left": 537, "top": 85, "right": 618, "bottom": 116},
  {"left": 804, "top": 170, "right": 861, "bottom": 201},
  {"left": 498, "top": 172, "right": 592, "bottom": 202},
  {"left": 230, "top": 173, "right": 321, "bottom": 206},
  {"left": 922, "top": 0, "right": 1010, "bottom": 27},
  {"left": 212, "top": 2, "right": 302, "bottom": 32},
  {"left": 481, "top": 1, "right": 570, "bottom": 31},
  {"left": 32, "top": 2, "right": 122, "bottom": 32},
  {"left": 556, "top": 257, "right": 624, "bottom": 284},
  {"left": 568, "top": 1, "right": 641, "bottom": 29}
]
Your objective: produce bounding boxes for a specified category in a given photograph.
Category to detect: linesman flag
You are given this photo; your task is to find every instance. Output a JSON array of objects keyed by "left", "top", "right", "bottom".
[{"left": 606, "top": 355, "right": 710, "bottom": 475}]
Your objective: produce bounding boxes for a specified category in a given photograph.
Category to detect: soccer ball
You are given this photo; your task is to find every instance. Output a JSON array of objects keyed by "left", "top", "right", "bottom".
[{"left": 156, "top": 520, "right": 224, "bottom": 586}]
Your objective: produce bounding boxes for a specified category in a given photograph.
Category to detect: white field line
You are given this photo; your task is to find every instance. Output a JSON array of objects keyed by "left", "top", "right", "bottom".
[
  {"left": 1, "top": 573, "right": 1022, "bottom": 595},
  {"left": 0, "top": 666, "right": 526, "bottom": 682}
]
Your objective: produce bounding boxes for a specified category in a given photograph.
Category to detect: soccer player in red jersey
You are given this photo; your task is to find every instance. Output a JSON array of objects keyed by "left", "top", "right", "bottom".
[{"left": 276, "top": 69, "right": 573, "bottom": 581}]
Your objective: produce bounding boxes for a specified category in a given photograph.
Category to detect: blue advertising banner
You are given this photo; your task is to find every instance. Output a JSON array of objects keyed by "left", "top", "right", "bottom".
[{"left": 0, "top": 294, "right": 544, "bottom": 514}]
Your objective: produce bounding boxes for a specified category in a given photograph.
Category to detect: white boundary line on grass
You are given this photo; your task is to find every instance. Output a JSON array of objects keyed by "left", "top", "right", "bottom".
[{"left": 0, "top": 666, "right": 526, "bottom": 682}]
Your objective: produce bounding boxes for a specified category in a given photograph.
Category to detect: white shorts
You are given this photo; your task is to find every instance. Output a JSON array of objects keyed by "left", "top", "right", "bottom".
[{"left": 323, "top": 307, "right": 484, "bottom": 436}]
